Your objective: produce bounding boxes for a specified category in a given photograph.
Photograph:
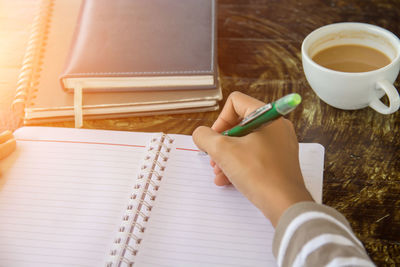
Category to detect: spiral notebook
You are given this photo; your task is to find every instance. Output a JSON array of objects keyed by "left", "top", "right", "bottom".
[
  {"left": 0, "top": 127, "right": 324, "bottom": 267},
  {"left": 12, "top": 0, "right": 221, "bottom": 127}
]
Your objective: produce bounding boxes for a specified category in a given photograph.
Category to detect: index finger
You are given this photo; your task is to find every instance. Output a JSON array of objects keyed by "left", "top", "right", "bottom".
[
  {"left": 212, "top": 92, "right": 265, "bottom": 133},
  {"left": 0, "top": 131, "right": 14, "bottom": 144}
]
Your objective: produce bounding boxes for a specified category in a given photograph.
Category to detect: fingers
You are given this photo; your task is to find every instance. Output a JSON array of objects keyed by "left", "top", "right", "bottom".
[
  {"left": 212, "top": 91, "right": 265, "bottom": 133},
  {"left": 0, "top": 138, "right": 16, "bottom": 160},
  {"left": 0, "top": 130, "right": 16, "bottom": 160},
  {"left": 192, "top": 126, "right": 222, "bottom": 157},
  {"left": 210, "top": 159, "right": 216, "bottom": 167},
  {"left": 214, "top": 166, "right": 231, "bottom": 186},
  {"left": 0, "top": 131, "right": 14, "bottom": 143},
  {"left": 193, "top": 126, "right": 233, "bottom": 186},
  {"left": 283, "top": 118, "right": 297, "bottom": 135}
]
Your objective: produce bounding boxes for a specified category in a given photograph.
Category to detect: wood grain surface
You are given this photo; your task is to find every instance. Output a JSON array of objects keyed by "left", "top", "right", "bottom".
[{"left": 1, "top": 0, "right": 399, "bottom": 265}]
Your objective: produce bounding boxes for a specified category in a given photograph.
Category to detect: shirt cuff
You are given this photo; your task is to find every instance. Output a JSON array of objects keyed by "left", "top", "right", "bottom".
[{"left": 272, "top": 201, "right": 352, "bottom": 258}]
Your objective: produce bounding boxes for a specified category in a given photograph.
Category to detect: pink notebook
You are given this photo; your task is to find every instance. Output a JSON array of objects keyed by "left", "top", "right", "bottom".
[{"left": 0, "top": 126, "right": 324, "bottom": 266}]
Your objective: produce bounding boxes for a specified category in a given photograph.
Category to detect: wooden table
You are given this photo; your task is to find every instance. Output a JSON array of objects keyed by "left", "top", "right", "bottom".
[{"left": 1, "top": 0, "right": 399, "bottom": 265}]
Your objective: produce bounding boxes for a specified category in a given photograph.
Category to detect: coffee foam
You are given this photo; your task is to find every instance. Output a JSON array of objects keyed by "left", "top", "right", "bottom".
[{"left": 308, "top": 30, "right": 397, "bottom": 60}]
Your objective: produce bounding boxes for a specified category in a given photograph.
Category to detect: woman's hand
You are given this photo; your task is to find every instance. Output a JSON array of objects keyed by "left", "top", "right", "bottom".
[{"left": 192, "top": 92, "right": 313, "bottom": 226}]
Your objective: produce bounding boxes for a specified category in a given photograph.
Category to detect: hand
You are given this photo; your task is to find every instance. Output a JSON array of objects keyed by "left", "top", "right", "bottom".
[
  {"left": 0, "top": 131, "right": 16, "bottom": 160},
  {"left": 192, "top": 92, "right": 313, "bottom": 227}
]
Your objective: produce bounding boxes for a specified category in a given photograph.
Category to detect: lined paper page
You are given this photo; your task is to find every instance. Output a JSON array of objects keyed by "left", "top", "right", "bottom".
[
  {"left": 134, "top": 135, "right": 324, "bottom": 267},
  {"left": 0, "top": 127, "right": 151, "bottom": 267}
]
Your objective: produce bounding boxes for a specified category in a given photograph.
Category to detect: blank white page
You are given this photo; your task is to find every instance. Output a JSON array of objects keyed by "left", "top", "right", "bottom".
[
  {"left": 134, "top": 135, "right": 324, "bottom": 266},
  {"left": 0, "top": 127, "right": 152, "bottom": 267}
]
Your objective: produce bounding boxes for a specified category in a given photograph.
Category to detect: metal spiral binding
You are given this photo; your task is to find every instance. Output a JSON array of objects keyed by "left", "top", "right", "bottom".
[
  {"left": 12, "top": 0, "right": 54, "bottom": 118},
  {"left": 106, "top": 133, "right": 175, "bottom": 266}
]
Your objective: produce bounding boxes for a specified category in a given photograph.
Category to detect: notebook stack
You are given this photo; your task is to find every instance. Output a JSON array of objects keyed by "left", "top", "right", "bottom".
[{"left": 13, "top": 0, "right": 222, "bottom": 127}]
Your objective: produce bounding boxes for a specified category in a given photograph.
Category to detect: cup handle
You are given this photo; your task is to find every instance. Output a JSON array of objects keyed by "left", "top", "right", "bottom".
[{"left": 369, "top": 79, "right": 400, "bottom": 114}]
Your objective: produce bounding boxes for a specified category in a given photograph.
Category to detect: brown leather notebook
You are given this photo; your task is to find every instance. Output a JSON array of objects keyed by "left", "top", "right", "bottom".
[{"left": 60, "top": 0, "right": 217, "bottom": 92}]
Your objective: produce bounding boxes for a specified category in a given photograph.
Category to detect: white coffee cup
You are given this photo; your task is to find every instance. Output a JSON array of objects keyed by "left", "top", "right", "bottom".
[{"left": 302, "top": 22, "right": 400, "bottom": 114}]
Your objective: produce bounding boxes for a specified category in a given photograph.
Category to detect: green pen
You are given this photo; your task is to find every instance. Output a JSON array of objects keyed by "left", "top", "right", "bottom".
[{"left": 222, "top": 93, "right": 302, "bottom": 137}]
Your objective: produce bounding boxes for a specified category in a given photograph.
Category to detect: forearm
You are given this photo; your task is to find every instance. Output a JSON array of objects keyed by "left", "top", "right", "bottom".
[{"left": 273, "top": 202, "right": 375, "bottom": 267}]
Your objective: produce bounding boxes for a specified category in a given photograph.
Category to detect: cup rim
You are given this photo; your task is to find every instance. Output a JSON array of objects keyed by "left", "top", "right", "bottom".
[{"left": 301, "top": 22, "right": 400, "bottom": 75}]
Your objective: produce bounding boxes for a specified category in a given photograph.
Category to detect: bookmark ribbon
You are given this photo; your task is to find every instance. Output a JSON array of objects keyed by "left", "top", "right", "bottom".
[{"left": 73, "top": 86, "right": 83, "bottom": 128}]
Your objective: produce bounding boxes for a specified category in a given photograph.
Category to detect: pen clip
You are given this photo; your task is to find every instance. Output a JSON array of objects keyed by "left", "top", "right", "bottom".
[{"left": 239, "top": 103, "right": 272, "bottom": 126}]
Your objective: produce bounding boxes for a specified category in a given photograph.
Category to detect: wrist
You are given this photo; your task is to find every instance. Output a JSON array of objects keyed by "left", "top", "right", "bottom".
[{"left": 255, "top": 183, "right": 314, "bottom": 227}]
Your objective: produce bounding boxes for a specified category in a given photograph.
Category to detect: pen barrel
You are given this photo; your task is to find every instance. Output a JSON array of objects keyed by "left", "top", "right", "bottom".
[{"left": 223, "top": 103, "right": 281, "bottom": 137}]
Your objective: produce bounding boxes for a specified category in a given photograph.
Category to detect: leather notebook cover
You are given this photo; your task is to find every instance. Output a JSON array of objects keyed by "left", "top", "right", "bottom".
[{"left": 61, "top": 0, "right": 217, "bottom": 92}]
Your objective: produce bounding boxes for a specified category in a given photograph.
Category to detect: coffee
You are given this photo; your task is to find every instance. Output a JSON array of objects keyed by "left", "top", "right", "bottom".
[
  {"left": 312, "top": 44, "right": 391, "bottom": 72},
  {"left": 302, "top": 23, "right": 400, "bottom": 114}
]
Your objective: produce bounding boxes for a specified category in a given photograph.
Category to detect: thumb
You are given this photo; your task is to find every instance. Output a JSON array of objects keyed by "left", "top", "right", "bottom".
[{"left": 192, "top": 126, "right": 223, "bottom": 158}]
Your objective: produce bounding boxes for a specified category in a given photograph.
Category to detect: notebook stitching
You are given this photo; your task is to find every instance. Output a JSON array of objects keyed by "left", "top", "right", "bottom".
[{"left": 68, "top": 0, "right": 215, "bottom": 76}]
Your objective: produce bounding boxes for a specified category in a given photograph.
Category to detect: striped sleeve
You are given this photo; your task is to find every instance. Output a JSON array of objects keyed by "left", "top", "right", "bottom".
[{"left": 272, "top": 202, "right": 375, "bottom": 267}]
